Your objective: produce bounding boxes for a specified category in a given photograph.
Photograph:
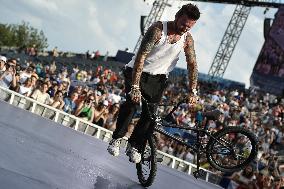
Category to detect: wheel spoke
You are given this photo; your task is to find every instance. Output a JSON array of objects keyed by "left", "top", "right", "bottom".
[{"left": 207, "top": 128, "right": 257, "bottom": 171}]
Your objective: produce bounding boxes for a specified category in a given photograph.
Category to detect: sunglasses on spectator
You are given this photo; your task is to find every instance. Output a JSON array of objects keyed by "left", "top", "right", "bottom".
[
  {"left": 86, "top": 98, "right": 94, "bottom": 103},
  {"left": 6, "top": 64, "right": 15, "bottom": 68}
]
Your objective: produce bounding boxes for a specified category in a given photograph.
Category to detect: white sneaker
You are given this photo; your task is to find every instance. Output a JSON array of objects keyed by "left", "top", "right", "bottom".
[
  {"left": 126, "top": 143, "right": 142, "bottom": 163},
  {"left": 107, "top": 138, "right": 122, "bottom": 157}
]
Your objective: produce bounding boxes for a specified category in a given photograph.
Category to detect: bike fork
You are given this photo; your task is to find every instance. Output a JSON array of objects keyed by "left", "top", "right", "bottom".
[{"left": 193, "top": 130, "right": 206, "bottom": 179}]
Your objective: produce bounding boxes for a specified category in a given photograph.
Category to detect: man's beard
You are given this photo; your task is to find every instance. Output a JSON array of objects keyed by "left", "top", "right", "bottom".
[{"left": 174, "top": 22, "right": 186, "bottom": 35}]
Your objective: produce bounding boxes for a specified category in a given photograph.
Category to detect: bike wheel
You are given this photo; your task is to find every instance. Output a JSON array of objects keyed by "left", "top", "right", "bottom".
[
  {"left": 136, "top": 135, "right": 157, "bottom": 187},
  {"left": 206, "top": 126, "right": 258, "bottom": 172}
]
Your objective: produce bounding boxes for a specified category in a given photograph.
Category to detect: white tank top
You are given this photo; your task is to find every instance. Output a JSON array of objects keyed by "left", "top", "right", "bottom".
[{"left": 126, "top": 21, "right": 188, "bottom": 75}]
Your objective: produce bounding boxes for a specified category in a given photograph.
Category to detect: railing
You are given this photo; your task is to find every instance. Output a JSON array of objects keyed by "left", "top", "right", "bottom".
[{"left": 0, "top": 86, "right": 220, "bottom": 184}]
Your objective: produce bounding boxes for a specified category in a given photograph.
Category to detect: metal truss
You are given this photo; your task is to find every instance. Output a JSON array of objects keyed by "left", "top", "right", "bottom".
[
  {"left": 208, "top": 5, "right": 251, "bottom": 78},
  {"left": 133, "top": 0, "right": 170, "bottom": 53}
]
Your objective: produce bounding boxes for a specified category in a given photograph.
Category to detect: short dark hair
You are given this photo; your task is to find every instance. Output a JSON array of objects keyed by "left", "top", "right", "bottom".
[{"left": 175, "top": 3, "right": 200, "bottom": 20}]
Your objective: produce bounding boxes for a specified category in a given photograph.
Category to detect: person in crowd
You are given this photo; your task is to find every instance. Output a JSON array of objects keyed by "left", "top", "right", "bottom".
[
  {"left": 49, "top": 61, "right": 57, "bottom": 74},
  {"left": 47, "top": 81, "right": 59, "bottom": 98},
  {"left": 92, "top": 100, "right": 109, "bottom": 127},
  {"left": 63, "top": 91, "right": 78, "bottom": 114},
  {"left": 228, "top": 164, "right": 256, "bottom": 189},
  {"left": 0, "top": 59, "right": 17, "bottom": 89},
  {"left": 31, "top": 82, "right": 51, "bottom": 104},
  {"left": 75, "top": 95, "right": 95, "bottom": 122},
  {"left": 17, "top": 77, "right": 33, "bottom": 97},
  {"left": 49, "top": 90, "right": 65, "bottom": 110},
  {"left": 19, "top": 66, "right": 33, "bottom": 84},
  {"left": 104, "top": 103, "right": 120, "bottom": 131},
  {"left": 0, "top": 55, "right": 7, "bottom": 74}
]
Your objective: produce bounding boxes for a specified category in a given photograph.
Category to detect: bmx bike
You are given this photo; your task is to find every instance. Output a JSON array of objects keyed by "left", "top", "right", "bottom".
[{"left": 135, "top": 98, "right": 258, "bottom": 187}]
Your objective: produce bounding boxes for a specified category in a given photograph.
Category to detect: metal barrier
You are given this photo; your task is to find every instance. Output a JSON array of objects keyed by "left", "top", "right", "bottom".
[{"left": 0, "top": 86, "right": 220, "bottom": 184}]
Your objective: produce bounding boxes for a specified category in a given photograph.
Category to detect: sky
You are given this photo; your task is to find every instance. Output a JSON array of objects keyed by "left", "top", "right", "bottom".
[{"left": 0, "top": 0, "right": 278, "bottom": 87}]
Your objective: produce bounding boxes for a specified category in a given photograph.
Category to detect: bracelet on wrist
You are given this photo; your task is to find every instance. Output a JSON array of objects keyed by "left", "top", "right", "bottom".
[
  {"left": 131, "top": 84, "right": 140, "bottom": 89},
  {"left": 190, "top": 88, "right": 197, "bottom": 96}
]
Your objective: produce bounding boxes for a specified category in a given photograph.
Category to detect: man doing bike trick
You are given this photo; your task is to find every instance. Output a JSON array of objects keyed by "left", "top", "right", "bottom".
[{"left": 108, "top": 3, "right": 200, "bottom": 163}]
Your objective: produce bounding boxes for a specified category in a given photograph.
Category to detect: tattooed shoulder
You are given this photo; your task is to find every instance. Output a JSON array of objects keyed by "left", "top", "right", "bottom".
[{"left": 138, "top": 22, "right": 162, "bottom": 54}]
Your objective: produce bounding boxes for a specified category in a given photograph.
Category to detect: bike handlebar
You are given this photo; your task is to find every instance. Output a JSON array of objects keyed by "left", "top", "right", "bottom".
[{"left": 141, "top": 96, "right": 222, "bottom": 121}]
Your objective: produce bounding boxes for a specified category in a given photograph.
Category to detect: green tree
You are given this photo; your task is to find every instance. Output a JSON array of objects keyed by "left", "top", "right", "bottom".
[{"left": 0, "top": 21, "right": 48, "bottom": 51}]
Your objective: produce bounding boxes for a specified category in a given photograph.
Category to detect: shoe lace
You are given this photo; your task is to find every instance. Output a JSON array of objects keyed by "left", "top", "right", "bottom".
[
  {"left": 113, "top": 139, "right": 121, "bottom": 146},
  {"left": 131, "top": 147, "right": 140, "bottom": 156}
]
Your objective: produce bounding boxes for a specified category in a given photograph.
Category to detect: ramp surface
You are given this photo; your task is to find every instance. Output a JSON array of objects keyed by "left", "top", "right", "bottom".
[{"left": 0, "top": 100, "right": 221, "bottom": 189}]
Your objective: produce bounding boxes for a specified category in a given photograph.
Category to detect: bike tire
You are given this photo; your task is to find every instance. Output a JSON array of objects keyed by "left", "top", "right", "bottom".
[
  {"left": 206, "top": 126, "right": 258, "bottom": 172},
  {"left": 136, "top": 134, "right": 157, "bottom": 187}
]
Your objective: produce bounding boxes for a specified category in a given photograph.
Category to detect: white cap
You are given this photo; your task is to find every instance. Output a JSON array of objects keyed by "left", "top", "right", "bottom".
[
  {"left": 0, "top": 56, "right": 7, "bottom": 63},
  {"left": 96, "top": 91, "right": 102, "bottom": 96},
  {"left": 103, "top": 100, "right": 109, "bottom": 106}
]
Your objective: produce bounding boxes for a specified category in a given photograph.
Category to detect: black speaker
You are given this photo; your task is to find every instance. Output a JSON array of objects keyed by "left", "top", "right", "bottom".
[{"left": 264, "top": 18, "right": 272, "bottom": 40}]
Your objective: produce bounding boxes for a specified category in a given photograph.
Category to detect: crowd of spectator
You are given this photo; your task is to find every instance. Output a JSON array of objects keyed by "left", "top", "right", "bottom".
[{"left": 0, "top": 53, "right": 284, "bottom": 188}]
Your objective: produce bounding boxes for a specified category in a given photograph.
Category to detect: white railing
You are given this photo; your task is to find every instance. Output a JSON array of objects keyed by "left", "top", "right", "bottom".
[{"left": 0, "top": 86, "right": 220, "bottom": 184}]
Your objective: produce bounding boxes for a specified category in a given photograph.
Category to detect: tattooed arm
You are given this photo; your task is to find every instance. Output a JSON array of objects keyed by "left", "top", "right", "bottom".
[
  {"left": 129, "top": 22, "right": 162, "bottom": 103},
  {"left": 132, "top": 22, "right": 162, "bottom": 86},
  {"left": 184, "top": 33, "right": 198, "bottom": 104}
]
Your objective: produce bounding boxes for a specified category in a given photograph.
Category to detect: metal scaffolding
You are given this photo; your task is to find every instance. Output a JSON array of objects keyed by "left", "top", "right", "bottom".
[
  {"left": 133, "top": 0, "right": 170, "bottom": 53},
  {"left": 208, "top": 5, "right": 251, "bottom": 78}
]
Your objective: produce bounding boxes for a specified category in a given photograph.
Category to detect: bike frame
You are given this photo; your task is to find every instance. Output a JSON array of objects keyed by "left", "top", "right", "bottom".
[
  {"left": 154, "top": 121, "right": 219, "bottom": 153},
  {"left": 145, "top": 99, "right": 231, "bottom": 154},
  {"left": 144, "top": 98, "right": 233, "bottom": 176},
  {"left": 138, "top": 97, "right": 257, "bottom": 179}
]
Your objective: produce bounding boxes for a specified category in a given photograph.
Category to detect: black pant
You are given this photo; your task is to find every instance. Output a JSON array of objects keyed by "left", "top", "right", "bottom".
[{"left": 112, "top": 67, "right": 167, "bottom": 149}]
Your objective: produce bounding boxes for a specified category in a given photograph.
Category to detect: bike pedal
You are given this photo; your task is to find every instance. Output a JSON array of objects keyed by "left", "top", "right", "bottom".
[
  {"left": 193, "top": 170, "right": 206, "bottom": 179},
  {"left": 193, "top": 171, "right": 199, "bottom": 179},
  {"left": 199, "top": 169, "right": 206, "bottom": 176}
]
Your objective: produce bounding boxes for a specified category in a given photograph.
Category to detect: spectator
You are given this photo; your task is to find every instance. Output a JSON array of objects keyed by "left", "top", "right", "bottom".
[
  {"left": 0, "top": 59, "right": 17, "bottom": 89},
  {"left": 31, "top": 82, "right": 50, "bottom": 104},
  {"left": 19, "top": 66, "right": 33, "bottom": 84},
  {"left": 49, "top": 61, "right": 57, "bottom": 74},
  {"left": 92, "top": 100, "right": 109, "bottom": 127},
  {"left": 228, "top": 164, "right": 256, "bottom": 189},
  {"left": 0, "top": 55, "right": 7, "bottom": 74},
  {"left": 29, "top": 44, "right": 37, "bottom": 57},
  {"left": 94, "top": 50, "right": 100, "bottom": 60},
  {"left": 52, "top": 46, "right": 59, "bottom": 58},
  {"left": 49, "top": 90, "right": 65, "bottom": 110},
  {"left": 104, "top": 103, "right": 120, "bottom": 131},
  {"left": 273, "top": 177, "right": 283, "bottom": 189},
  {"left": 63, "top": 91, "right": 78, "bottom": 114},
  {"left": 30, "top": 74, "right": 38, "bottom": 91},
  {"left": 75, "top": 95, "right": 95, "bottom": 122},
  {"left": 17, "top": 78, "right": 33, "bottom": 97}
]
